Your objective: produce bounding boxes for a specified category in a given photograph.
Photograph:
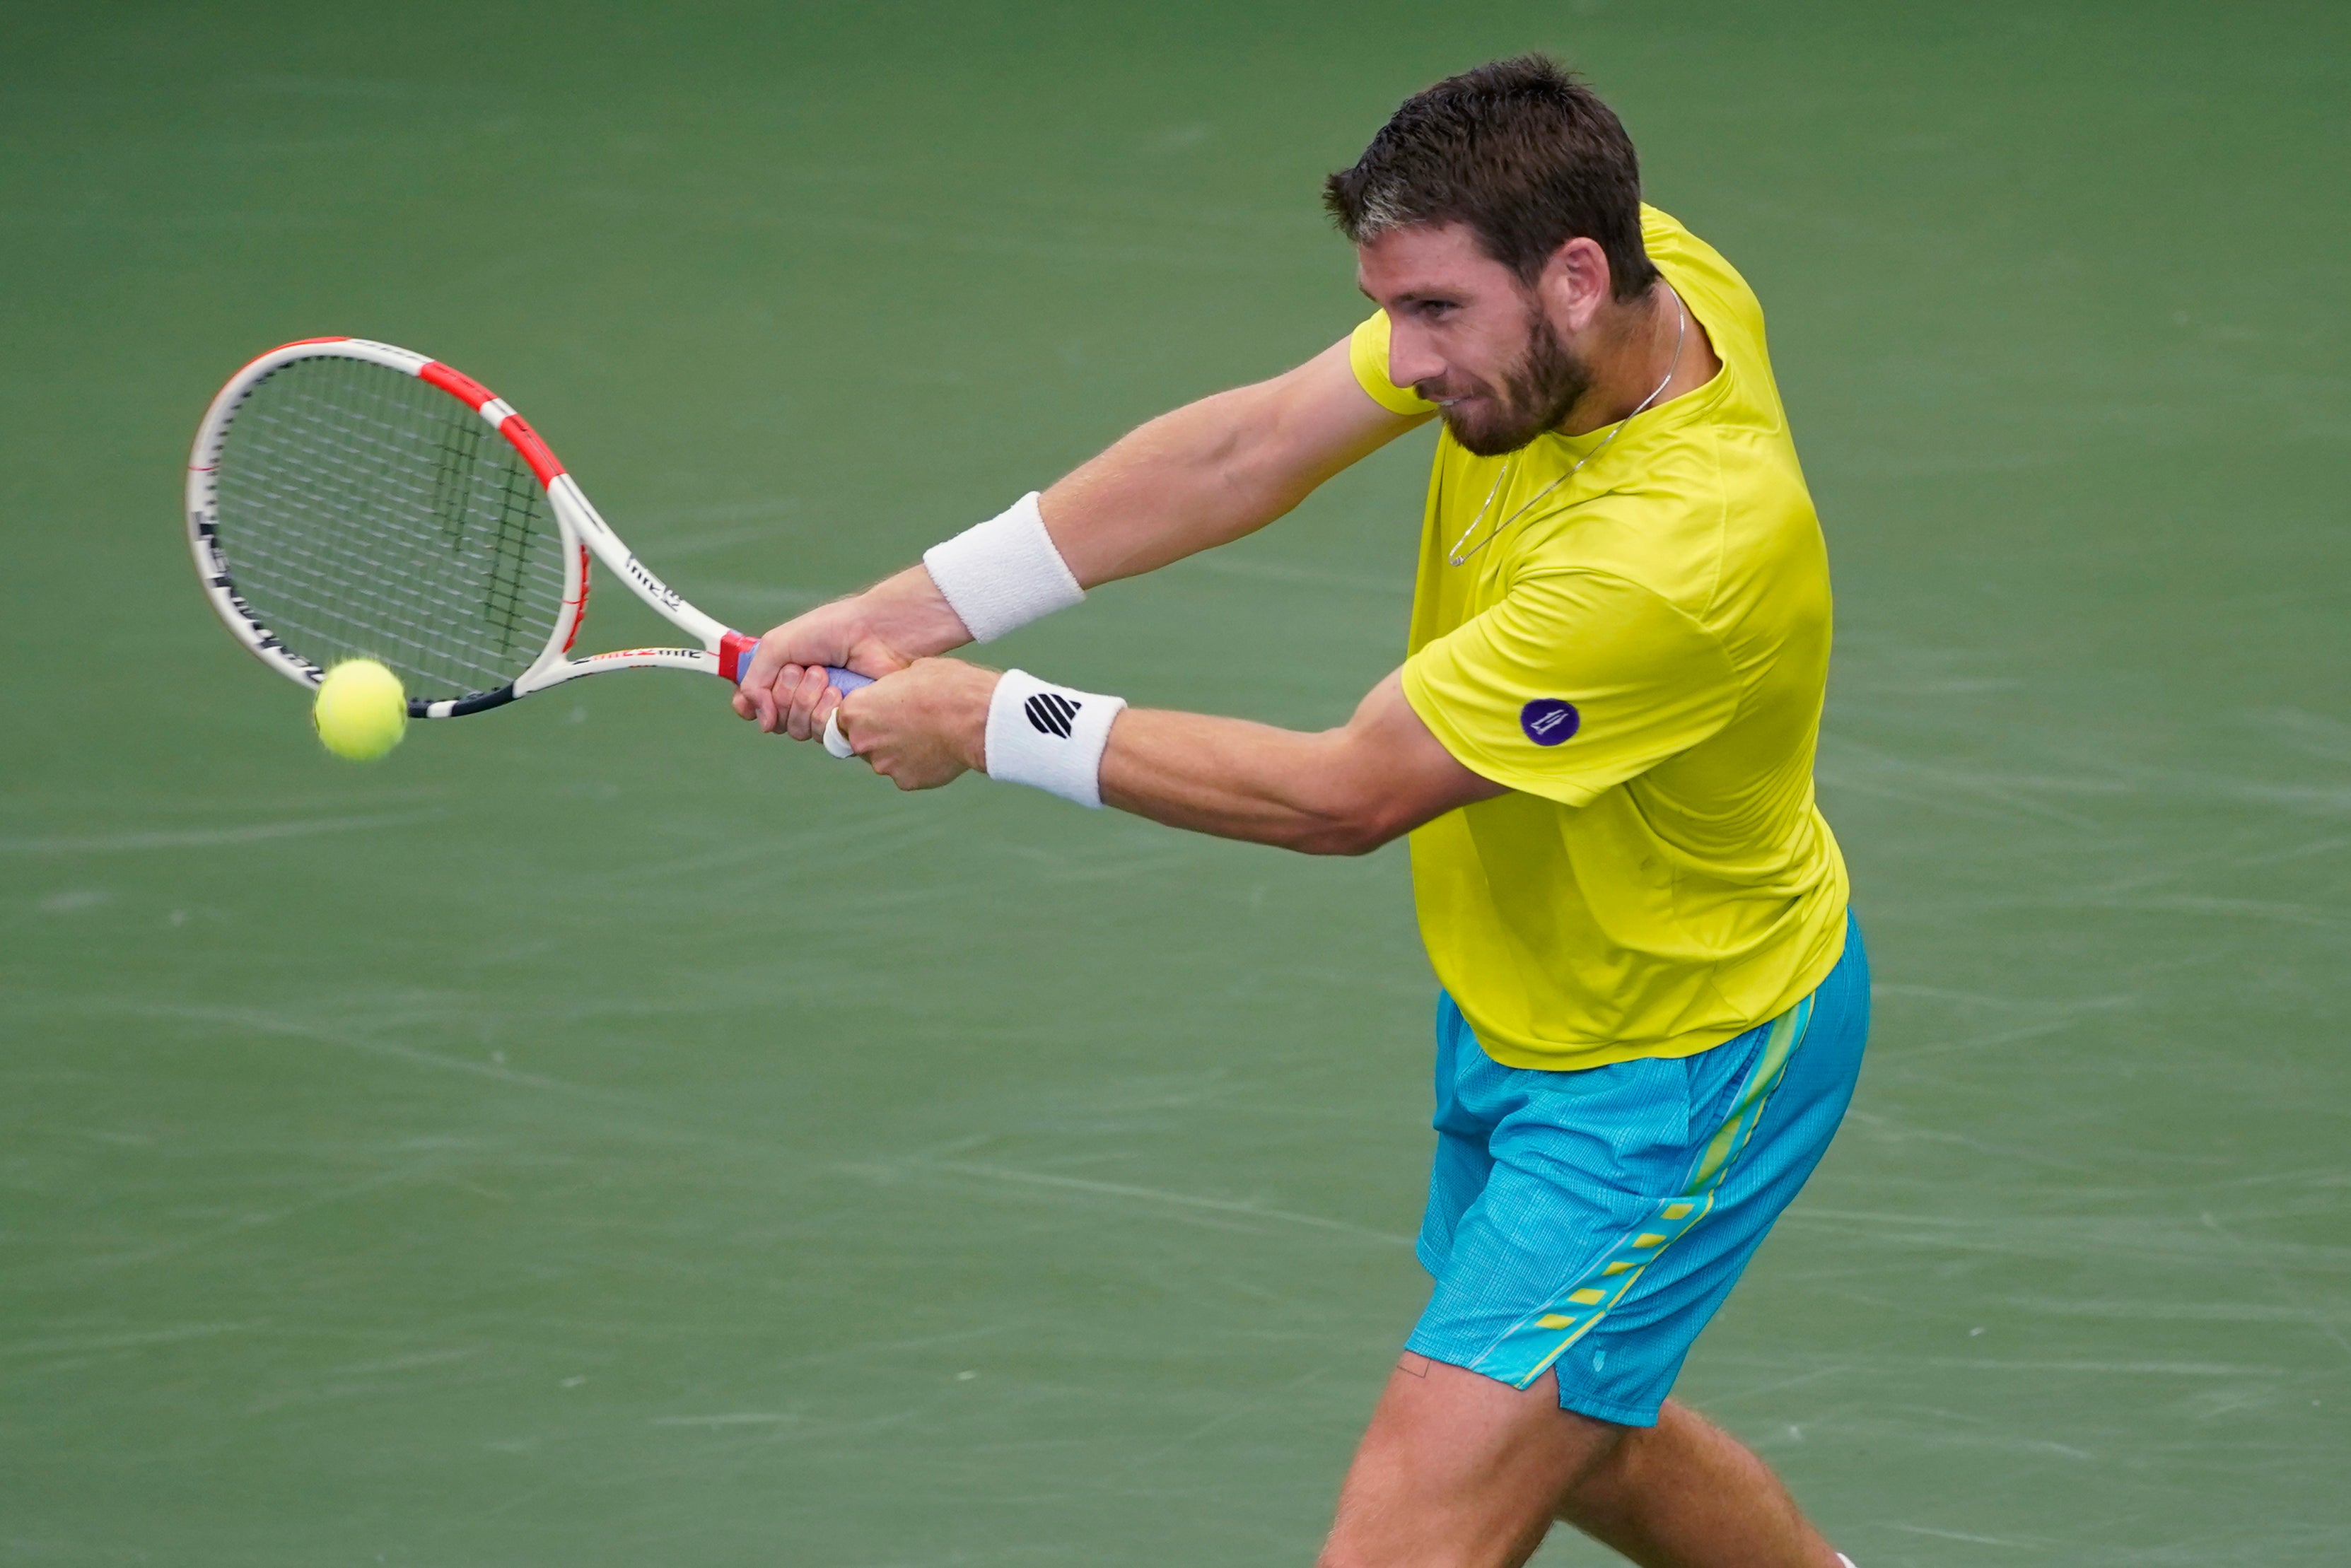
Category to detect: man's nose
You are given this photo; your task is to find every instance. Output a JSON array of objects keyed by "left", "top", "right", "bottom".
[{"left": 1385, "top": 322, "right": 1445, "bottom": 392}]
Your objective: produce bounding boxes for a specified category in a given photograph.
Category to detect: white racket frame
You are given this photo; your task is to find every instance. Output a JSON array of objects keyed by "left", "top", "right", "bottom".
[{"left": 185, "top": 336, "right": 844, "bottom": 720}]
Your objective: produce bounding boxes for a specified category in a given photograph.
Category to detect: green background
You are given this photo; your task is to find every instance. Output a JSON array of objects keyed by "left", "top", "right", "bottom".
[{"left": 4, "top": 2, "right": 2347, "bottom": 1562}]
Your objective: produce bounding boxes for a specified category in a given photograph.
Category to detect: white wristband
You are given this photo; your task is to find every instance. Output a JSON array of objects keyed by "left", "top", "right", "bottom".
[
  {"left": 922, "top": 491, "right": 1085, "bottom": 644},
  {"left": 984, "top": 669, "right": 1126, "bottom": 809}
]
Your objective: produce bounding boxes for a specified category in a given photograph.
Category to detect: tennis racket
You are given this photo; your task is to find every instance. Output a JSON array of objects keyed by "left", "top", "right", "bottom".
[{"left": 186, "top": 336, "right": 868, "bottom": 747}]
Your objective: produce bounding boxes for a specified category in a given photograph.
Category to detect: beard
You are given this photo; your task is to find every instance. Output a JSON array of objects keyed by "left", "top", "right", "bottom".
[{"left": 1434, "top": 305, "right": 1594, "bottom": 458}]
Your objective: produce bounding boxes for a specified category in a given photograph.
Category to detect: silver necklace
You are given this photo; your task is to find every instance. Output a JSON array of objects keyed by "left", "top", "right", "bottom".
[{"left": 1447, "top": 288, "right": 1688, "bottom": 566}]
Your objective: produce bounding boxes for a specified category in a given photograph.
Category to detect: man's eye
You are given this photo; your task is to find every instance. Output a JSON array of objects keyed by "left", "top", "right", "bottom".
[{"left": 1419, "top": 301, "right": 1457, "bottom": 320}]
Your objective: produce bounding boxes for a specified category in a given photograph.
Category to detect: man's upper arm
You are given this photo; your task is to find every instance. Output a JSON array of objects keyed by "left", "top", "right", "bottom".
[
  {"left": 1346, "top": 310, "right": 1440, "bottom": 417},
  {"left": 1329, "top": 669, "right": 1508, "bottom": 850},
  {"left": 1041, "top": 334, "right": 1430, "bottom": 588},
  {"left": 1230, "top": 335, "right": 1433, "bottom": 511}
]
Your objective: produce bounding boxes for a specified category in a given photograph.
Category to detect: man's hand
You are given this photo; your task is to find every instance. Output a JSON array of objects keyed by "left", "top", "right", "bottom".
[
  {"left": 730, "top": 567, "right": 972, "bottom": 738},
  {"left": 829, "top": 657, "right": 998, "bottom": 790},
  {"left": 728, "top": 597, "right": 908, "bottom": 741}
]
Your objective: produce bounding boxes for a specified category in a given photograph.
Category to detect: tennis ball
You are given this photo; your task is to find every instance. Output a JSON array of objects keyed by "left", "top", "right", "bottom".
[{"left": 313, "top": 659, "right": 409, "bottom": 762}]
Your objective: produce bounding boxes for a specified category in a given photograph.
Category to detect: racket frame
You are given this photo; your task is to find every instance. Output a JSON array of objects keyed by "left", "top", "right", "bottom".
[{"left": 186, "top": 337, "right": 784, "bottom": 718}]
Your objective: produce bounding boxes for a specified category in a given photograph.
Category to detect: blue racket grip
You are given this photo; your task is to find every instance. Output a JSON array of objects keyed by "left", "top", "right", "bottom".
[
  {"left": 720, "top": 630, "right": 873, "bottom": 696},
  {"left": 816, "top": 667, "right": 870, "bottom": 759}
]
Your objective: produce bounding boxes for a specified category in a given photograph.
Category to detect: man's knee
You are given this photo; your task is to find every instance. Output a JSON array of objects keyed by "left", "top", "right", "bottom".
[
  {"left": 1562, "top": 1400, "right": 1638, "bottom": 1473},
  {"left": 1556, "top": 1398, "right": 1777, "bottom": 1526},
  {"left": 1320, "top": 1364, "right": 1633, "bottom": 1568}
]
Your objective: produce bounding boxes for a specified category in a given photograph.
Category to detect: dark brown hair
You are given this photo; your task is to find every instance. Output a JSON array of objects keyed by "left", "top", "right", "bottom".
[{"left": 1323, "top": 55, "right": 1659, "bottom": 302}]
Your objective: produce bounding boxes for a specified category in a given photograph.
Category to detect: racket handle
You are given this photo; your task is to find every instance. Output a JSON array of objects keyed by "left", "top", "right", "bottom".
[
  {"left": 718, "top": 630, "right": 874, "bottom": 698},
  {"left": 721, "top": 630, "right": 872, "bottom": 761}
]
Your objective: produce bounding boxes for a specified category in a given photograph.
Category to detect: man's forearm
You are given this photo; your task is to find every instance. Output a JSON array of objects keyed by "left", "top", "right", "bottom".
[
  {"left": 832, "top": 662, "right": 1502, "bottom": 846},
  {"left": 1099, "top": 709, "right": 1396, "bottom": 855},
  {"left": 1044, "top": 405, "right": 1317, "bottom": 586},
  {"left": 841, "top": 562, "right": 976, "bottom": 662},
  {"left": 1093, "top": 669, "right": 1501, "bottom": 855}
]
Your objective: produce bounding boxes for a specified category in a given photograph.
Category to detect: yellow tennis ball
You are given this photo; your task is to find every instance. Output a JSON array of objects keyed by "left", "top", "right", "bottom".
[{"left": 313, "top": 658, "right": 408, "bottom": 762}]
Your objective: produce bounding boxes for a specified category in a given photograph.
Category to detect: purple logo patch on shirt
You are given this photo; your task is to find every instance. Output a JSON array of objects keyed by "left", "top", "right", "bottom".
[{"left": 1519, "top": 698, "right": 1580, "bottom": 746}]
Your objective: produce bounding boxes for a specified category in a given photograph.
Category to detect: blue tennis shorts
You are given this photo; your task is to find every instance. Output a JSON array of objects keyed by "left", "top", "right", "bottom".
[{"left": 1408, "top": 912, "right": 1869, "bottom": 1427}]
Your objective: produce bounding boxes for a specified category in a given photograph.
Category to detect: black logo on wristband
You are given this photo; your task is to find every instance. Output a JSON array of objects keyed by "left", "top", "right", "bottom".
[{"left": 1025, "top": 691, "right": 1083, "bottom": 739}]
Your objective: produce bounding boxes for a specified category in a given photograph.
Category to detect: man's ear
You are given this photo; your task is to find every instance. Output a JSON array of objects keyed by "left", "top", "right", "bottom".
[{"left": 1534, "top": 236, "right": 1612, "bottom": 335}]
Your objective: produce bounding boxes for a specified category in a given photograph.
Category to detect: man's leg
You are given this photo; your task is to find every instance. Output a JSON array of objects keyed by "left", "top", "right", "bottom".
[
  {"left": 1555, "top": 1397, "right": 1841, "bottom": 1568},
  {"left": 1318, "top": 1359, "right": 1840, "bottom": 1568},
  {"left": 1318, "top": 1354, "right": 1618, "bottom": 1568},
  {"left": 1360, "top": 921, "right": 1872, "bottom": 1568}
]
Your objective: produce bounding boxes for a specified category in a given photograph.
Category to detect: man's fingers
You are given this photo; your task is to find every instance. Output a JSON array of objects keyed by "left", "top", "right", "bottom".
[
  {"left": 830, "top": 690, "right": 864, "bottom": 760},
  {"left": 776, "top": 665, "right": 807, "bottom": 741},
  {"left": 733, "top": 661, "right": 852, "bottom": 745},
  {"left": 777, "top": 664, "right": 826, "bottom": 742},
  {"left": 754, "top": 663, "right": 786, "bottom": 736},
  {"left": 824, "top": 705, "right": 858, "bottom": 766},
  {"left": 742, "top": 631, "right": 799, "bottom": 698}
]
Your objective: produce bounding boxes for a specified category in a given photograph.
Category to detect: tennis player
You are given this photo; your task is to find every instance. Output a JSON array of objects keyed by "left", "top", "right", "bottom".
[{"left": 738, "top": 56, "right": 1867, "bottom": 1568}]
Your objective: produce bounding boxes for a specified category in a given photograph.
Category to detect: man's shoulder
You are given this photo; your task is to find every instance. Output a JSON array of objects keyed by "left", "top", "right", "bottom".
[
  {"left": 1640, "top": 206, "right": 1781, "bottom": 410},
  {"left": 1640, "top": 206, "right": 1765, "bottom": 324},
  {"left": 1515, "top": 453, "right": 1821, "bottom": 645},
  {"left": 1507, "top": 515, "right": 1728, "bottom": 659}
]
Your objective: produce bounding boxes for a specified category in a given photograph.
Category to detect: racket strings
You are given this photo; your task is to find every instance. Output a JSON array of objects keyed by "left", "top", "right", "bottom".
[{"left": 210, "top": 356, "right": 568, "bottom": 700}]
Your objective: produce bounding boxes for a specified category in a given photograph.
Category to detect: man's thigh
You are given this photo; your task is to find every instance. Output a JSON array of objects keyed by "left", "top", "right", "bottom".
[{"left": 1319, "top": 1353, "right": 1619, "bottom": 1568}]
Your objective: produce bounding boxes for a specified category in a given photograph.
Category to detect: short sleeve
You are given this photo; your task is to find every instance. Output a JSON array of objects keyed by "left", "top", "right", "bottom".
[
  {"left": 1348, "top": 312, "right": 1437, "bottom": 416},
  {"left": 1402, "top": 570, "right": 1739, "bottom": 807}
]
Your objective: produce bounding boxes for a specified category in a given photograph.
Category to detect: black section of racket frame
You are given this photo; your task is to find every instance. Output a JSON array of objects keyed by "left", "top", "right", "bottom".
[{"left": 430, "top": 685, "right": 519, "bottom": 718}]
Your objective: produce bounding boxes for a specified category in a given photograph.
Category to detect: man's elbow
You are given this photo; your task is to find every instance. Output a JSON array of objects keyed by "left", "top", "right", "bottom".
[{"left": 1284, "top": 795, "right": 1415, "bottom": 858}]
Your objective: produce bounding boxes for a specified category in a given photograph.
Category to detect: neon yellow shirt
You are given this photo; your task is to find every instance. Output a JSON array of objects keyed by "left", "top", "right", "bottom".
[{"left": 1352, "top": 206, "right": 1849, "bottom": 1070}]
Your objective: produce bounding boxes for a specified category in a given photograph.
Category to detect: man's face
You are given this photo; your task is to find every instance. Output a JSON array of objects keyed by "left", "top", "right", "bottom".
[{"left": 1355, "top": 223, "right": 1592, "bottom": 457}]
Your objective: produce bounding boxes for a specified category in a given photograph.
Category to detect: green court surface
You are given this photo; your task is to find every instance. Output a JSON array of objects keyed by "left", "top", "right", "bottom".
[{"left": 4, "top": 4, "right": 2347, "bottom": 1563}]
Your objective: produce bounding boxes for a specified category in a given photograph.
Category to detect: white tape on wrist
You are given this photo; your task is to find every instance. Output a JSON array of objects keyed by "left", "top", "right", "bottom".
[
  {"left": 984, "top": 669, "right": 1126, "bottom": 809},
  {"left": 921, "top": 491, "right": 1085, "bottom": 643}
]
